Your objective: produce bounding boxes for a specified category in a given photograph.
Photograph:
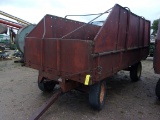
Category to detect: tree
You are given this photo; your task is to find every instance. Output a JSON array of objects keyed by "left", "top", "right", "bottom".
[{"left": 151, "top": 19, "right": 159, "bottom": 36}]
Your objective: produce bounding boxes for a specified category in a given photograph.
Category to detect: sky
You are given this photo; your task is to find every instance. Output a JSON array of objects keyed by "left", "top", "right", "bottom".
[{"left": 0, "top": 0, "right": 159, "bottom": 24}]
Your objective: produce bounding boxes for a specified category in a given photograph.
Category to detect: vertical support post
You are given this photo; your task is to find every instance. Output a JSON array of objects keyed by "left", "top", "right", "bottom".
[
  {"left": 125, "top": 9, "right": 130, "bottom": 50},
  {"left": 57, "top": 39, "right": 61, "bottom": 75}
]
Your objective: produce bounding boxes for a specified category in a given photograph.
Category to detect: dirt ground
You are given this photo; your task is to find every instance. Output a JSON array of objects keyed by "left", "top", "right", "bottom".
[{"left": 0, "top": 55, "right": 160, "bottom": 120}]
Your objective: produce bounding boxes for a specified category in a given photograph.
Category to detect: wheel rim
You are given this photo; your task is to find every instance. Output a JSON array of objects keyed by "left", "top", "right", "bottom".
[
  {"left": 100, "top": 83, "right": 105, "bottom": 103},
  {"left": 137, "top": 64, "right": 141, "bottom": 78}
]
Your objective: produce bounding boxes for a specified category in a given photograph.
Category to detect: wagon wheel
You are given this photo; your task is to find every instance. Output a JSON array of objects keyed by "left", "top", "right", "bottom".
[
  {"left": 89, "top": 80, "right": 106, "bottom": 110},
  {"left": 130, "top": 62, "right": 142, "bottom": 82},
  {"left": 155, "top": 79, "right": 160, "bottom": 99},
  {"left": 38, "top": 78, "right": 56, "bottom": 92}
]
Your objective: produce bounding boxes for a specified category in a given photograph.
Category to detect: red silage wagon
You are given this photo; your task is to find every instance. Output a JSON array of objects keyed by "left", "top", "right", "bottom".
[
  {"left": 154, "top": 19, "right": 160, "bottom": 99},
  {"left": 24, "top": 4, "right": 150, "bottom": 111}
]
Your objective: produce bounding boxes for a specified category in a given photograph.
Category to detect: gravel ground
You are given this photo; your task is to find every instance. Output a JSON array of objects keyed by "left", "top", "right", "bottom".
[{"left": 0, "top": 56, "right": 160, "bottom": 120}]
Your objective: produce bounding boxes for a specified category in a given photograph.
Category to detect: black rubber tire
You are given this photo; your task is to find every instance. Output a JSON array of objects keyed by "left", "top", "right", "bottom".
[
  {"left": 89, "top": 80, "right": 106, "bottom": 110},
  {"left": 155, "top": 79, "right": 160, "bottom": 99},
  {"left": 130, "top": 62, "right": 142, "bottom": 82},
  {"left": 38, "top": 78, "right": 56, "bottom": 92},
  {"left": 150, "top": 54, "right": 153, "bottom": 57}
]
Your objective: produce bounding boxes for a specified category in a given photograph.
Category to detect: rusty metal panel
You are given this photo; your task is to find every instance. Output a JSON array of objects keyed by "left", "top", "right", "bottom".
[
  {"left": 43, "top": 39, "right": 93, "bottom": 76},
  {"left": 94, "top": 54, "right": 114, "bottom": 80},
  {"left": 44, "top": 15, "right": 54, "bottom": 38},
  {"left": 25, "top": 38, "right": 42, "bottom": 69},
  {"left": 25, "top": 38, "right": 93, "bottom": 81},
  {"left": 60, "top": 40, "right": 93, "bottom": 75},
  {"left": 144, "top": 21, "right": 150, "bottom": 46},
  {"left": 63, "top": 24, "right": 100, "bottom": 40},
  {"left": 94, "top": 48, "right": 148, "bottom": 81},
  {"left": 27, "top": 15, "right": 100, "bottom": 40},
  {"left": 27, "top": 19, "right": 44, "bottom": 38},
  {"left": 27, "top": 15, "right": 84, "bottom": 38},
  {"left": 94, "top": 4, "right": 119, "bottom": 52},
  {"left": 154, "top": 41, "right": 160, "bottom": 74},
  {"left": 154, "top": 20, "right": 160, "bottom": 74},
  {"left": 43, "top": 39, "right": 57, "bottom": 71},
  {"left": 127, "top": 13, "right": 139, "bottom": 48},
  {"left": 43, "top": 15, "right": 85, "bottom": 38},
  {"left": 139, "top": 18, "right": 145, "bottom": 47},
  {"left": 116, "top": 7, "right": 127, "bottom": 50}
]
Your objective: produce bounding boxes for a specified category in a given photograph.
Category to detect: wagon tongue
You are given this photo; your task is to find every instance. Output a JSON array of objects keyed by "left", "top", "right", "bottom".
[{"left": 30, "top": 89, "right": 62, "bottom": 120}]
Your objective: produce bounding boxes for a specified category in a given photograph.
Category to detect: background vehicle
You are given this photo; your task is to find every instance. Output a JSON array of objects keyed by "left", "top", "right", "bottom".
[
  {"left": 154, "top": 19, "right": 160, "bottom": 99},
  {"left": 149, "top": 35, "right": 155, "bottom": 57}
]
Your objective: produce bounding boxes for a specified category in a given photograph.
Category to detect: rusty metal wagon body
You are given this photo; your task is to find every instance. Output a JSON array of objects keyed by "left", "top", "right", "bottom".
[
  {"left": 154, "top": 20, "right": 160, "bottom": 99},
  {"left": 24, "top": 4, "right": 150, "bottom": 118}
]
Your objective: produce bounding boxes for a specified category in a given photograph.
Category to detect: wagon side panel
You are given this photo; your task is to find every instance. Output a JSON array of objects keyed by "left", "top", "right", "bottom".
[
  {"left": 94, "top": 4, "right": 119, "bottom": 53},
  {"left": 25, "top": 38, "right": 42, "bottom": 70},
  {"left": 127, "top": 13, "right": 139, "bottom": 48},
  {"left": 60, "top": 40, "right": 93, "bottom": 76},
  {"left": 144, "top": 21, "right": 150, "bottom": 46},
  {"left": 43, "top": 39, "right": 58, "bottom": 74},
  {"left": 139, "top": 18, "right": 145, "bottom": 47},
  {"left": 116, "top": 8, "right": 127, "bottom": 50},
  {"left": 92, "top": 4, "right": 150, "bottom": 81}
]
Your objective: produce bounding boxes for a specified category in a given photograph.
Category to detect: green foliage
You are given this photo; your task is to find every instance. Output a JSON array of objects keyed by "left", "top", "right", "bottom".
[{"left": 151, "top": 19, "right": 159, "bottom": 36}]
